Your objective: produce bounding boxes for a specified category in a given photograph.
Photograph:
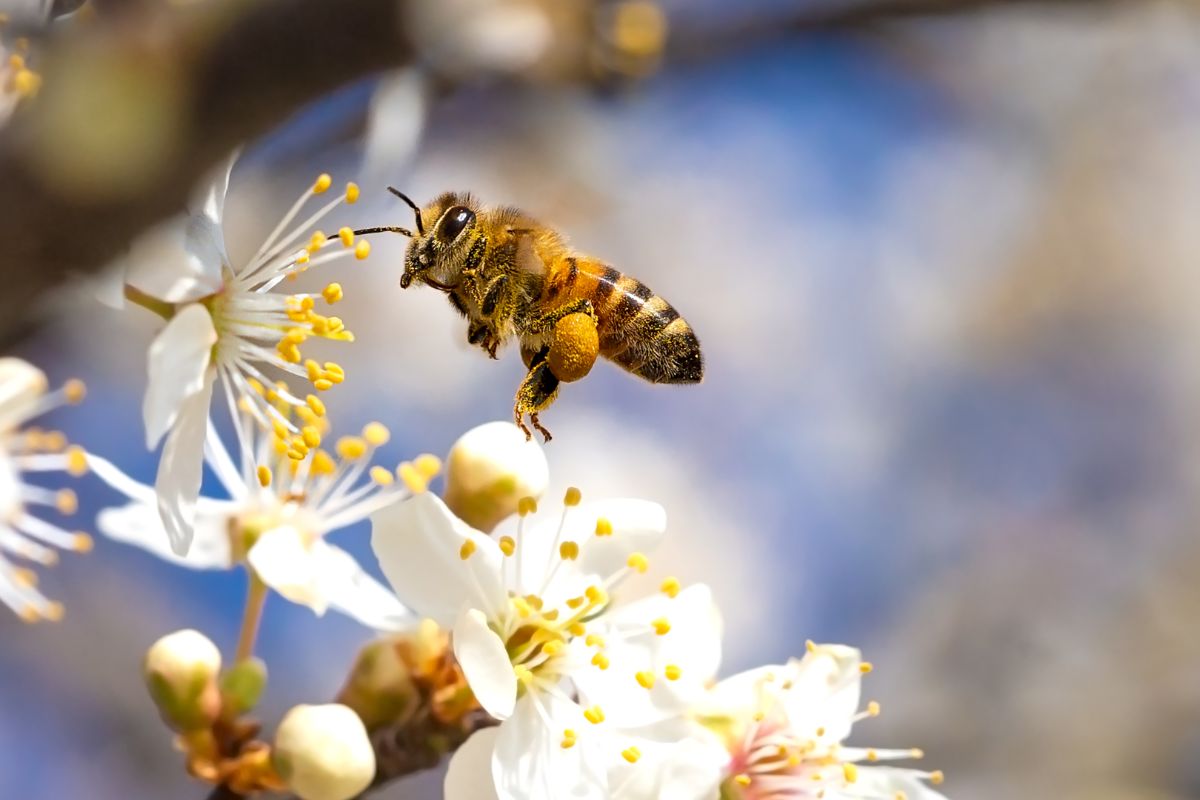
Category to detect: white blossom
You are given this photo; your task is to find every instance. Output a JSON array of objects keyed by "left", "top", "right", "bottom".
[
  {"left": 273, "top": 703, "right": 375, "bottom": 800},
  {"left": 90, "top": 392, "right": 429, "bottom": 631},
  {"left": 120, "top": 155, "right": 370, "bottom": 555},
  {"left": 371, "top": 485, "right": 725, "bottom": 800},
  {"left": 701, "top": 644, "right": 947, "bottom": 800}
]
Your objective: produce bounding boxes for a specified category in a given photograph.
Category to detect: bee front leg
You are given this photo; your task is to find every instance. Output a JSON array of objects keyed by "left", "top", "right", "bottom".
[{"left": 513, "top": 346, "right": 559, "bottom": 442}]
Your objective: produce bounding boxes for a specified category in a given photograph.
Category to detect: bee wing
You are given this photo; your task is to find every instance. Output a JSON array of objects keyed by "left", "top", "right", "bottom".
[{"left": 512, "top": 229, "right": 550, "bottom": 278}]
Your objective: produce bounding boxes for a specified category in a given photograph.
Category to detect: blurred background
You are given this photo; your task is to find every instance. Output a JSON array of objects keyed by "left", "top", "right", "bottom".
[{"left": 3, "top": 0, "right": 1199, "bottom": 798}]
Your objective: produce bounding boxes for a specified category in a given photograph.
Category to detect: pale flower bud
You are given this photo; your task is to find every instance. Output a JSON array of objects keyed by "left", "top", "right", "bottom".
[
  {"left": 0, "top": 358, "right": 47, "bottom": 431},
  {"left": 337, "top": 637, "right": 418, "bottom": 730},
  {"left": 273, "top": 704, "right": 375, "bottom": 800},
  {"left": 442, "top": 421, "right": 549, "bottom": 532},
  {"left": 143, "top": 628, "right": 222, "bottom": 732}
]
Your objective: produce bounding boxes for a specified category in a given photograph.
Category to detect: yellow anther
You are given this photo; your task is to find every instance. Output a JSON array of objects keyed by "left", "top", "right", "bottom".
[
  {"left": 311, "top": 449, "right": 335, "bottom": 476},
  {"left": 363, "top": 422, "right": 389, "bottom": 446},
  {"left": 257, "top": 465, "right": 272, "bottom": 487},
  {"left": 513, "top": 664, "right": 533, "bottom": 684},
  {"left": 284, "top": 327, "right": 308, "bottom": 345},
  {"left": 8, "top": 54, "right": 24, "bottom": 70},
  {"left": 651, "top": 617, "right": 670, "bottom": 636},
  {"left": 336, "top": 436, "right": 367, "bottom": 460},
  {"left": 301, "top": 425, "right": 322, "bottom": 449},
  {"left": 860, "top": 662, "right": 874, "bottom": 674},
  {"left": 56, "top": 489, "right": 78, "bottom": 515},
  {"left": 295, "top": 251, "right": 310, "bottom": 266},
  {"left": 313, "top": 377, "right": 335, "bottom": 391},
  {"left": 816, "top": 727, "right": 826, "bottom": 737},
  {"left": 511, "top": 596, "right": 534, "bottom": 618},
  {"left": 397, "top": 462, "right": 428, "bottom": 493},
  {"left": 322, "top": 283, "right": 344, "bottom": 304},
  {"left": 370, "top": 466, "right": 394, "bottom": 486},
  {"left": 568, "top": 622, "right": 585, "bottom": 636},
  {"left": 866, "top": 749, "right": 879, "bottom": 762},
  {"left": 565, "top": 597, "right": 585, "bottom": 612},
  {"left": 309, "top": 231, "right": 327, "bottom": 253},
  {"left": 277, "top": 343, "right": 302, "bottom": 364},
  {"left": 18, "top": 605, "right": 38, "bottom": 623},
  {"left": 660, "top": 576, "right": 681, "bottom": 598},
  {"left": 313, "top": 173, "right": 333, "bottom": 194},
  {"left": 286, "top": 447, "right": 308, "bottom": 462},
  {"left": 459, "top": 540, "right": 477, "bottom": 560},
  {"left": 305, "top": 395, "right": 326, "bottom": 417},
  {"left": 542, "top": 639, "right": 564, "bottom": 657},
  {"left": 910, "top": 748, "right": 925, "bottom": 759},
  {"left": 14, "top": 68, "right": 40, "bottom": 98},
  {"left": 44, "top": 602, "right": 64, "bottom": 622},
  {"left": 499, "top": 536, "right": 516, "bottom": 556},
  {"left": 584, "top": 633, "right": 605, "bottom": 648},
  {"left": 867, "top": 701, "right": 880, "bottom": 717},
  {"left": 789, "top": 754, "right": 802, "bottom": 768},
  {"left": 806, "top": 639, "right": 816, "bottom": 652},
  {"left": 65, "top": 445, "right": 88, "bottom": 477},
  {"left": 626, "top": 552, "right": 649, "bottom": 573},
  {"left": 72, "top": 532, "right": 94, "bottom": 553},
  {"left": 734, "top": 774, "right": 752, "bottom": 787},
  {"left": 43, "top": 431, "right": 66, "bottom": 451},
  {"left": 296, "top": 407, "right": 321, "bottom": 428},
  {"left": 753, "top": 711, "right": 765, "bottom": 722},
  {"left": 930, "top": 771, "right": 944, "bottom": 785},
  {"left": 664, "top": 664, "right": 681, "bottom": 681},
  {"left": 559, "top": 541, "right": 579, "bottom": 560},
  {"left": 584, "top": 585, "right": 608, "bottom": 606},
  {"left": 338, "top": 227, "right": 355, "bottom": 248},
  {"left": 63, "top": 379, "right": 86, "bottom": 404},
  {"left": 355, "top": 240, "right": 371, "bottom": 260},
  {"left": 345, "top": 182, "right": 360, "bottom": 203},
  {"left": 413, "top": 453, "right": 442, "bottom": 479},
  {"left": 518, "top": 496, "right": 538, "bottom": 516},
  {"left": 591, "top": 652, "right": 610, "bottom": 670},
  {"left": 843, "top": 763, "right": 858, "bottom": 783},
  {"left": 11, "top": 567, "right": 36, "bottom": 587},
  {"left": 303, "top": 361, "right": 321, "bottom": 383},
  {"left": 594, "top": 517, "right": 613, "bottom": 537},
  {"left": 583, "top": 706, "right": 605, "bottom": 724},
  {"left": 621, "top": 747, "right": 641, "bottom": 764},
  {"left": 324, "top": 361, "right": 346, "bottom": 381},
  {"left": 896, "top": 792, "right": 909, "bottom": 800},
  {"left": 560, "top": 729, "right": 576, "bottom": 749},
  {"left": 563, "top": 486, "right": 582, "bottom": 506},
  {"left": 635, "top": 670, "right": 655, "bottom": 689}
]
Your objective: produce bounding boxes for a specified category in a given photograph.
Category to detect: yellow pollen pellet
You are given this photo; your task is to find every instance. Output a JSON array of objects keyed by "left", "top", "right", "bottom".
[
  {"left": 362, "top": 421, "right": 389, "bottom": 446},
  {"left": 621, "top": 747, "right": 641, "bottom": 764},
  {"left": 518, "top": 496, "right": 537, "bottom": 516},
  {"left": 459, "top": 540, "right": 476, "bottom": 560},
  {"left": 345, "top": 182, "right": 360, "bottom": 203},
  {"left": 635, "top": 671, "right": 655, "bottom": 689},
  {"left": 843, "top": 763, "right": 858, "bottom": 783},
  {"left": 499, "top": 536, "right": 516, "bottom": 556},
  {"left": 56, "top": 489, "right": 78, "bottom": 515},
  {"left": 63, "top": 379, "right": 86, "bottom": 404},
  {"left": 626, "top": 552, "right": 649, "bottom": 573},
  {"left": 370, "top": 466, "right": 394, "bottom": 486},
  {"left": 594, "top": 517, "right": 612, "bottom": 537},
  {"left": 65, "top": 446, "right": 88, "bottom": 477},
  {"left": 591, "top": 652, "right": 610, "bottom": 670},
  {"left": 660, "top": 576, "right": 681, "bottom": 598},
  {"left": 322, "top": 283, "right": 344, "bottom": 304},
  {"left": 585, "top": 585, "right": 608, "bottom": 605},
  {"left": 337, "top": 436, "right": 367, "bottom": 460},
  {"left": 397, "top": 462, "right": 428, "bottom": 493},
  {"left": 860, "top": 662, "right": 874, "bottom": 674},
  {"left": 338, "top": 227, "right": 355, "bottom": 248},
  {"left": 355, "top": 240, "right": 371, "bottom": 260},
  {"left": 734, "top": 774, "right": 752, "bottom": 787},
  {"left": 930, "top": 771, "right": 944, "bottom": 785},
  {"left": 413, "top": 453, "right": 442, "bottom": 479},
  {"left": 563, "top": 486, "right": 582, "bottom": 506},
  {"left": 560, "top": 729, "right": 576, "bottom": 749},
  {"left": 305, "top": 395, "right": 326, "bottom": 417},
  {"left": 583, "top": 706, "right": 605, "bottom": 724},
  {"left": 651, "top": 617, "right": 670, "bottom": 636},
  {"left": 257, "top": 465, "right": 272, "bottom": 487},
  {"left": 313, "top": 173, "right": 333, "bottom": 194},
  {"left": 301, "top": 426, "right": 322, "bottom": 448},
  {"left": 559, "top": 541, "right": 579, "bottom": 560},
  {"left": 664, "top": 664, "right": 681, "bottom": 681},
  {"left": 72, "top": 532, "right": 94, "bottom": 553},
  {"left": 867, "top": 701, "right": 880, "bottom": 717}
]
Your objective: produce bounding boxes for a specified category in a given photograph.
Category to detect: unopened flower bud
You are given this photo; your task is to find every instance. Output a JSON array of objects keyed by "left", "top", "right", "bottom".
[
  {"left": 143, "top": 629, "right": 222, "bottom": 732},
  {"left": 220, "top": 657, "right": 268, "bottom": 718},
  {"left": 273, "top": 704, "right": 375, "bottom": 800},
  {"left": 0, "top": 358, "right": 47, "bottom": 431},
  {"left": 337, "top": 638, "right": 418, "bottom": 730},
  {"left": 442, "top": 421, "right": 548, "bottom": 532}
]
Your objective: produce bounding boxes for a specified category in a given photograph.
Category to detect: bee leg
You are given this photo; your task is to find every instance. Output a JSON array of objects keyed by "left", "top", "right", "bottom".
[
  {"left": 528, "top": 298, "right": 596, "bottom": 334},
  {"left": 513, "top": 347, "right": 559, "bottom": 442}
]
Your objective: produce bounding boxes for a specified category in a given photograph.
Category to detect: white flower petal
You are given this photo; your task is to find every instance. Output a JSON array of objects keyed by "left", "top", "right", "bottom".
[
  {"left": 849, "top": 767, "right": 948, "bottom": 800},
  {"left": 0, "top": 357, "right": 46, "bottom": 432},
  {"left": 155, "top": 374, "right": 214, "bottom": 556},
  {"left": 445, "top": 728, "right": 501, "bottom": 800},
  {"left": 701, "top": 664, "right": 783, "bottom": 721},
  {"left": 453, "top": 608, "right": 516, "bottom": 720},
  {"left": 781, "top": 644, "right": 863, "bottom": 742},
  {"left": 370, "top": 492, "right": 506, "bottom": 626},
  {"left": 315, "top": 541, "right": 415, "bottom": 631},
  {"left": 606, "top": 733, "right": 726, "bottom": 800},
  {"left": 191, "top": 150, "right": 236, "bottom": 227},
  {"left": 98, "top": 501, "right": 233, "bottom": 569},
  {"left": 492, "top": 694, "right": 604, "bottom": 800},
  {"left": 247, "top": 526, "right": 326, "bottom": 614},
  {"left": 143, "top": 304, "right": 217, "bottom": 448},
  {"left": 124, "top": 218, "right": 225, "bottom": 305}
]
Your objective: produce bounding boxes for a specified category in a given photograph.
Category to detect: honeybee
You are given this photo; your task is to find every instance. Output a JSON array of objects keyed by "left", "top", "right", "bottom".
[{"left": 355, "top": 188, "right": 703, "bottom": 440}]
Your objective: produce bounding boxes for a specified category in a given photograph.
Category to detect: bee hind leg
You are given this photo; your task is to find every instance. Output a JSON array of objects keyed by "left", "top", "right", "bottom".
[{"left": 513, "top": 349, "right": 560, "bottom": 442}]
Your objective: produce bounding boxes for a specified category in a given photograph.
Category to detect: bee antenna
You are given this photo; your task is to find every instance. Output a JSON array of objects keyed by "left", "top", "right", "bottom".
[
  {"left": 347, "top": 226, "right": 413, "bottom": 238},
  {"left": 387, "top": 186, "right": 425, "bottom": 236}
]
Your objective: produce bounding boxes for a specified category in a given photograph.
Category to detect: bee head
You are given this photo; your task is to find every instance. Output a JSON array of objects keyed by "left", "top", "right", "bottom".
[{"left": 401, "top": 191, "right": 480, "bottom": 291}]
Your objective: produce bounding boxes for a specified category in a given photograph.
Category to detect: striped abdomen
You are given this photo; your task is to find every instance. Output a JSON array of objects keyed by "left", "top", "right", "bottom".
[{"left": 543, "top": 257, "right": 703, "bottom": 384}]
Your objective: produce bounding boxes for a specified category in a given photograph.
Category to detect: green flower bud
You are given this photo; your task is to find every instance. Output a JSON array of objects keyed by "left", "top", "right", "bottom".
[
  {"left": 143, "top": 628, "right": 221, "bottom": 732},
  {"left": 442, "top": 421, "right": 548, "bottom": 532},
  {"left": 220, "top": 657, "right": 268, "bottom": 718},
  {"left": 337, "top": 638, "right": 418, "bottom": 730}
]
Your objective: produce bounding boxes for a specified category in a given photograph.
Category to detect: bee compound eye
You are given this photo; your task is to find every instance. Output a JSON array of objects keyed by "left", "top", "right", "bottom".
[{"left": 439, "top": 206, "right": 475, "bottom": 242}]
